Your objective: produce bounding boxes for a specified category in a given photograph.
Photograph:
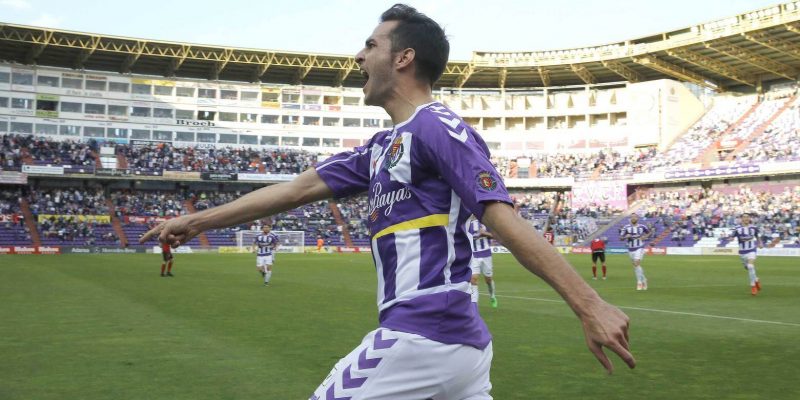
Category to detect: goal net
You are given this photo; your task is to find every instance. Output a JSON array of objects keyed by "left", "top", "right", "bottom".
[{"left": 235, "top": 230, "right": 305, "bottom": 254}]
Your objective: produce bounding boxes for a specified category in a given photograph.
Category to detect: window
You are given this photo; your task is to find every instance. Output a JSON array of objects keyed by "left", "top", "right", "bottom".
[
  {"left": 383, "top": 119, "right": 393, "bottom": 128},
  {"left": 153, "top": 108, "right": 174, "bottom": 118},
  {"left": 364, "top": 118, "right": 380, "bottom": 128},
  {"left": 0, "top": 72, "right": 9, "bottom": 83},
  {"left": 303, "top": 94, "right": 320, "bottom": 104},
  {"left": 221, "top": 90, "right": 238, "bottom": 100},
  {"left": 62, "top": 78, "right": 82, "bottom": 89},
  {"left": 0, "top": 97, "right": 8, "bottom": 108},
  {"left": 198, "top": 88, "right": 217, "bottom": 99},
  {"left": 219, "top": 112, "right": 237, "bottom": 122},
  {"left": 84, "top": 104, "right": 106, "bottom": 115},
  {"left": 10, "top": 122, "right": 33, "bottom": 134},
  {"left": 218, "top": 134, "right": 237, "bottom": 144},
  {"left": 262, "top": 92, "right": 279, "bottom": 102},
  {"left": 109, "top": 82, "right": 129, "bottom": 93},
  {"left": 302, "top": 137, "right": 320, "bottom": 146},
  {"left": 11, "top": 72, "right": 33, "bottom": 85},
  {"left": 85, "top": 80, "right": 107, "bottom": 91},
  {"left": 36, "top": 100, "right": 58, "bottom": 112},
  {"left": 198, "top": 111, "right": 215, "bottom": 121},
  {"left": 323, "top": 95, "right": 340, "bottom": 105},
  {"left": 303, "top": 116, "right": 320, "bottom": 126},
  {"left": 197, "top": 132, "right": 216, "bottom": 143},
  {"left": 240, "top": 134, "right": 257, "bottom": 145},
  {"left": 282, "top": 93, "right": 300, "bottom": 103},
  {"left": 261, "top": 115, "right": 278, "bottom": 124},
  {"left": 323, "top": 117, "right": 339, "bottom": 127},
  {"left": 176, "top": 109, "right": 194, "bottom": 119},
  {"left": 241, "top": 91, "right": 259, "bottom": 101},
  {"left": 343, "top": 97, "right": 360, "bottom": 106},
  {"left": 323, "top": 138, "right": 340, "bottom": 147},
  {"left": 11, "top": 98, "right": 34, "bottom": 109},
  {"left": 176, "top": 87, "right": 195, "bottom": 97},
  {"left": 153, "top": 130, "right": 173, "bottom": 141},
  {"left": 60, "top": 102, "right": 82, "bottom": 113},
  {"left": 108, "top": 105, "right": 128, "bottom": 116},
  {"left": 83, "top": 127, "right": 105, "bottom": 138},
  {"left": 260, "top": 136, "right": 278, "bottom": 145},
  {"left": 240, "top": 113, "right": 257, "bottom": 123},
  {"left": 131, "top": 129, "right": 150, "bottom": 140},
  {"left": 132, "top": 84, "right": 152, "bottom": 95},
  {"left": 154, "top": 85, "right": 173, "bottom": 96},
  {"left": 59, "top": 125, "right": 81, "bottom": 136},
  {"left": 0, "top": 121, "right": 6, "bottom": 133},
  {"left": 35, "top": 124, "right": 58, "bottom": 135},
  {"left": 281, "top": 137, "right": 299, "bottom": 146},
  {"left": 282, "top": 115, "right": 300, "bottom": 124},
  {"left": 343, "top": 118, "right": 360, "bottom": 127},
  {"left": 37, "top": 76, "right": 59, "bottom": 87},
  {"left": 176, "top": 132, "right": 195, "bottom": 141},
  {"left": 107, "top": 128, "right": 128, "bottom": 138},
  {"left": 131, "top": 107, "right": 151, "bottom": 117}
]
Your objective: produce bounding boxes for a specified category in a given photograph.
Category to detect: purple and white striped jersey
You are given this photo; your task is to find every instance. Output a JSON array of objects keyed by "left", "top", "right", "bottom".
[
  {"left": 731, "top": 225, "right": 759, "bottom": 254},
  {"left": 620, "top": 224, "right": 650, "bottom": 251},
  {"left": 255, "top": 233, "right": 279, "bottom": 256},
  {"left": 466, "top": 217, "right": 492, "bottom": 258},
  {"left": 315, "top": 102, "right": 512, "bottom": 350}
]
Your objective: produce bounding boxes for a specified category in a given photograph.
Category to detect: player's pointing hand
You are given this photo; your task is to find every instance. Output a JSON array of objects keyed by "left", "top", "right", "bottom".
[{"left": 139, "top": 215, "right": 199, "bottom": 248}]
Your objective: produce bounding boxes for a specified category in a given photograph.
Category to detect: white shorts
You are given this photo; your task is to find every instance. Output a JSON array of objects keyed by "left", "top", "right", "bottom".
[
  {"left": 257, "top": 255, "right": 274, "bottom": 267},
  {"left": 310, "top": 328, "right": 493, "bottom": 400},
  {"left": 628, "top": 248, "right": 645, "bottom": 262},
  {"left": 470, "top": 256, "right": 494, "bottom": 277},
  {"left": 740, "top": 252, "right": 756, "bottom": 268}
]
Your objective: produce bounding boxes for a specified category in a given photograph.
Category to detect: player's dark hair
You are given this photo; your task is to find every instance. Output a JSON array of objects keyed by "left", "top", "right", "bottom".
[{"left": 380, "top": 4, "right": 449, "bottom": 87}]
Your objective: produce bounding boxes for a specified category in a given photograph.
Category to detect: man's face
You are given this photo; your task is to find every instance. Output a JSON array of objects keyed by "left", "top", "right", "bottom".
[
  {"left": 631, "top": 214, "right": 639, "bottom": 225},
  {"left": 741, "top": 214, "right": 751, "bottom": 225},
  {"left": 356, "top": 21, "right": 399, "bottom": 107},
  {"left": 262, "top": 226, "right": 271, "bottom": 234}
]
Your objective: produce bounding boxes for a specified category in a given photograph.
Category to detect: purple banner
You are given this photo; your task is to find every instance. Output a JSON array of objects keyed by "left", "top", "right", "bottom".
[{"left": 665, "top": 164, "right": 760, "bottom": 179}]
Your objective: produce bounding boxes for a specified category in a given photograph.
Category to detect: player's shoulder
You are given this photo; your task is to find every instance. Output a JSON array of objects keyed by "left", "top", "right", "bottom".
[{"left": 413, "top": 103, "right": 477, "bottom": 143}]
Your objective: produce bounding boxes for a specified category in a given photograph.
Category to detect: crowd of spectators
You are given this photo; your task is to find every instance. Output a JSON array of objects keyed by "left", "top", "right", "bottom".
[
  {"left": 640, "top": 186, "right": 800, "bottom": 246},
  {"left": 121, "top": 143, "right": 318, "bottom": 175},
  {"left": 28, "top": 188, "right": 108, "bottom": 216},
  {"left": 493, "top": 147, "right": 658, "bottom": 180},
  {"left": 28, "top": 138, "right": 97, "bottom": 166},
  {"left": 112, "top": 190, "right": 187, "bottom": 217},
  {"left": 1, "top": 134, "right": 32, "bottom": 171}
]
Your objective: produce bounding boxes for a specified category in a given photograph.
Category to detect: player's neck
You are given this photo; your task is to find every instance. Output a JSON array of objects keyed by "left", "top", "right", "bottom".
[{"left": 382, "top": 82, "right": 435, "bottom": 126}]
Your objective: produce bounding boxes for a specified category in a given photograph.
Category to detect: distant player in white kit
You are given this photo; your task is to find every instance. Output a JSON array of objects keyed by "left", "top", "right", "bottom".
[
  {"left": 142, "top": 5, "right": 635, "bottom": 398},
  {"left": 729, "top": 213, "right": 763, "bottom": 296},
  {"left": 467, "top": 215, "right": 498, "bottom": 308},
  {"left": 254, "top": 225, "right": 279, "bottom": 286},
  {"left": 620, "top": 214, "right": 650, "bottom": 290}
]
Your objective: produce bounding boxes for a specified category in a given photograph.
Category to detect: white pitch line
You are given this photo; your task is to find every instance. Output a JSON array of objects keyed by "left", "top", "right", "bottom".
[{"left": 493, "top": 294, "right": 800, "bottom": 327}]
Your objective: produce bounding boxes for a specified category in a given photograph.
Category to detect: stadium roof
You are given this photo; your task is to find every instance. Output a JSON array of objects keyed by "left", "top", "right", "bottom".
[{"left": 2, "top": 2, "right": 800, "bottom": 91}]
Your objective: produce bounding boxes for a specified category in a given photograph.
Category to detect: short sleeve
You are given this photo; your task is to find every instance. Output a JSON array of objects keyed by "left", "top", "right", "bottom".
[
  {"left": 414, "top": 113, "right": 512, "bottom": 220},
  {"left": 314, "top": 140, "right": 374, "bottom": 199}
]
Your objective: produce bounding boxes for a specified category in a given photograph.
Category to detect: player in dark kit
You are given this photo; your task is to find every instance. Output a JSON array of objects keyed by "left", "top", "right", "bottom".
[
  {"left": 160, "top": 242, "right": 174, "bottom": 277},
  {"left": 590, "top": 237, "right": 607, "bottom": 280}
]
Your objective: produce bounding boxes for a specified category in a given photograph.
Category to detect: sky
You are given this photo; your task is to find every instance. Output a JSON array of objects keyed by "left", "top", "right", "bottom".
[{"left": 0, "top": 0, "right": 783, "bottom": 60}]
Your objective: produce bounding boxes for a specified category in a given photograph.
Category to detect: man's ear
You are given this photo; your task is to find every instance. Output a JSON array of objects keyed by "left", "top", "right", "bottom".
[{"left": 395, "top": 48, "right": 416, "bottom": 70}]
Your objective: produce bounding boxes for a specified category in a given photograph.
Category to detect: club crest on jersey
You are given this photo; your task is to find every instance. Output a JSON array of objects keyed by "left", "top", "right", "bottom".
[
  {"left": 384, "top": 136, "right": 404, "bottom": 169},
  {"left": 477, "top": 171, "right": 497, "bottom": 191}
]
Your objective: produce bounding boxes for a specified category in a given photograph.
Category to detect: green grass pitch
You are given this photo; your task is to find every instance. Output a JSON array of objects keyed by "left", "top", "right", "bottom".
[{"left": 1, "top": 253, "right": 798, "bottom": 399}]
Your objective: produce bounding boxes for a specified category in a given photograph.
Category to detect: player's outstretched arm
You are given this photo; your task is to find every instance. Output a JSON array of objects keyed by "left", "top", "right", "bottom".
[
  {"left": 140, "top": 169, "right": 333, "bottom": 247},
  {"left": 482, "top": 202, "right": 636, "bottom": 374}
]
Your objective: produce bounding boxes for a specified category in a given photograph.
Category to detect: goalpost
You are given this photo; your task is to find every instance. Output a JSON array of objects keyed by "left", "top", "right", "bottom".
[{"left": 235, "top": 230, "right": 305, "bottom": 254}]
